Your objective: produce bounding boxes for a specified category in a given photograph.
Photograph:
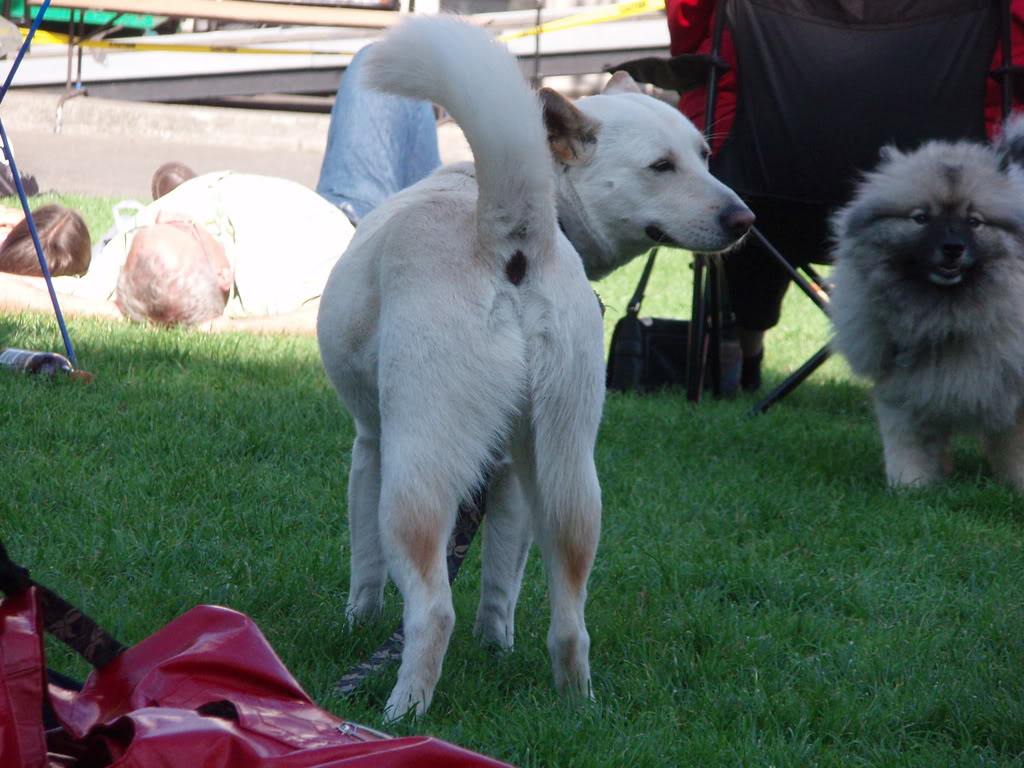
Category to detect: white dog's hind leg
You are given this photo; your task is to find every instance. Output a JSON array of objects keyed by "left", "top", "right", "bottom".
[
  {"left": 531, "top": 449, "right": 601, "bottom": 701},
  {"left": 517, "top": 387, "right": 602, "bottom": 700},
  {"left": 474, "top": 461, "right": 532, "bottom": 651},
  {"left": 875, "top": 398, "right": 948, "bottom": 487},
  {"left": 378, "top": 480, "right": 457, "bottom": 720},
  {"left": 345, "top": 427, "right": 387, "bottom": 622}
]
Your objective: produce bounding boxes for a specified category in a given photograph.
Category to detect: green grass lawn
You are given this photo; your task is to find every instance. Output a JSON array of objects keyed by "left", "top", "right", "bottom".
[{"left": 2, "top": 196, "right": 1023, "bottom": 766}]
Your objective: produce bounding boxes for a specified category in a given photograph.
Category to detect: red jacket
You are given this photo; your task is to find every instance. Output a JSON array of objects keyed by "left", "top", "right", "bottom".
[{"left": 667, "top": 0, "right": 1024, "bottom": 150}]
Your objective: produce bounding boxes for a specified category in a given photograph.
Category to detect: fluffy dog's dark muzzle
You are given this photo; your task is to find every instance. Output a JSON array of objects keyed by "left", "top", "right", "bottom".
[{"left": 928, "top": 238, "right": 975, "bottom": 286}]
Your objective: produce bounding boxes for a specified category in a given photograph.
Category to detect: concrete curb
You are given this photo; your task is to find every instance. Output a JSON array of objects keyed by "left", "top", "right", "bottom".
[
  {"left": 1, "top": 89, "right": 471, "bottom": 198},
  {"left": 3, "top": 90, "right": 473, "bottom": 161},
  {"left": 3, "top": 90, "right": 331, "bottom": 153}
]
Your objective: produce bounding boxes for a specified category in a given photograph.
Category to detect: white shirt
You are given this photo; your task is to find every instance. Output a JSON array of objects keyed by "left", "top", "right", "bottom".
[{"left": 54, "top": 172, "right": 354, "bottom": 318}]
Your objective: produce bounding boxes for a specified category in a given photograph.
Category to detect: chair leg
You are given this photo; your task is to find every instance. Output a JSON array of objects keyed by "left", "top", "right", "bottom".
[
  {"left": 748, "top": 343, "right": 831, "bottom": 416},
  {"left": 707, "top": 261, "right": 723, "bottom": 397},
  {"left": 687, "top": 255, "right": 708, "bottom": 403},
  {"left": 687, "top": 257, "right": 730, "bottom": 402},
  {"left": 751, "top": 227, "right": 830, "bottom": 313},
  {"left": 737, "top": 226, "right": 832, "bottom": 411},
  {"left": 692, "top": 238, "right": 829, "bottom": 410}
]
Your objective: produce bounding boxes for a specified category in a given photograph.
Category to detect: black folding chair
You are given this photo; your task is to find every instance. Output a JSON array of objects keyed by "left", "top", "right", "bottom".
[{"left": 613, "top": 0, "right": 1022, "bottom": 412}]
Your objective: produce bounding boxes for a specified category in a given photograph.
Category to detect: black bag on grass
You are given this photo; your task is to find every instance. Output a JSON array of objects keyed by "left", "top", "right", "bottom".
[{"left": 606, "top": 249, "right": 740, "bottom": 394}]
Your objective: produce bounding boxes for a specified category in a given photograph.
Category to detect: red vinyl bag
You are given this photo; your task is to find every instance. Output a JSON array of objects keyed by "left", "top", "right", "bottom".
[{"left": 0, "top": 586, "right": 512, "bottom": 768}]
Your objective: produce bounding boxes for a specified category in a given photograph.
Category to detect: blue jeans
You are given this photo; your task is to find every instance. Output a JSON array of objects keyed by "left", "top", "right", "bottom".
[{"left": 316, "top": 45, "right": 441, "bottom": 225}]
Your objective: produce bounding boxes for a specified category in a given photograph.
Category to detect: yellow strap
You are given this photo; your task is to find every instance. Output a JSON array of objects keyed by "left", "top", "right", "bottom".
[
  {"left": 23, "top": 28, "right": 349, "bottom": 55},
  {"left": 21, "top": 1, "right": 667, "bottom": 54},
  {"left": 497, "top": 0, "right": 665, "bottom": 42}
]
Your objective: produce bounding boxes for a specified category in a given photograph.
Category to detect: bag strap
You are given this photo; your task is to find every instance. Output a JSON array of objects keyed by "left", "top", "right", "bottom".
[
  {"left": 0, "top": 540, "right": 31, "bottom": 594},
  {"left": 0, "top": 539, "right": 125, "bottom": 668},
  {"left": 626, "top": 248, "right": 659, "bottom": 315}
]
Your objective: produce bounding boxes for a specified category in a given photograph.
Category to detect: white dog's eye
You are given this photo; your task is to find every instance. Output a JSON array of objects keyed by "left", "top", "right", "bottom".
[
  {"left": 966, "top": 214, "right": 983, "bottom": 229},
  {"left": 911, "top": 211, "right": 931, "bottom": 225},
  {"left": 649, "top": 159, "right": 675, "bottom": 173}
]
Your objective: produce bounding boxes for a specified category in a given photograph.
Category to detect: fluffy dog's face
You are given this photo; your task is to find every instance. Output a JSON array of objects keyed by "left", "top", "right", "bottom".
[
  {"left": 894, "top": 207, "right": 981, "bottom": 288},
  {"left": 833, "top": 142, "right": 1024, "bottom": 297}
]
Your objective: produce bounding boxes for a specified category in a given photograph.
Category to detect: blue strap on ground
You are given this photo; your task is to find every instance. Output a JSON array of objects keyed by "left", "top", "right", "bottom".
[{"left": 1, "top": 0, "right": 79, "bottom": 367}]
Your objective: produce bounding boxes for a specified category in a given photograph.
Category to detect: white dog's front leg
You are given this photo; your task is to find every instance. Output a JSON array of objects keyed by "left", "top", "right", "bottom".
[
  {"left": 474, "top": 462, "right": 532, "bottom": 651},
  {"left": 346, "top": 432, "right": 387, "bottom": 623}
]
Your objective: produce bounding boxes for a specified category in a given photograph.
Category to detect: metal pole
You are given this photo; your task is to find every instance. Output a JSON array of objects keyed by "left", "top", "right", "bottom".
[
  {"left": 0, "top": 0, "right": 50, "bottom": 101},
  {"left": 749, "top": 344, "right": 831, "bottom": 416},
  {"left": 1001, "top": 0, "right": 1013, "bottom": 120},
  {"left": 532, "top": 0, "right": 543, "bottom": 89},
  {"left": 707, "top": 255, "right": 722, "bottom": 395},
  {"left": 751, "top": 228, "right": 830, "bottom": 312},
  {"left": 686, "top": 255, "right": 706, "bottom": 402},
  {"left": 0, "top": 114, "right": 77, "bottom": 366},
  {"left": 686, "top": 0, "right": 729, "bottom": 403},
  {"left": 0, "top": 0, "right": 76, "bottom": 365}
]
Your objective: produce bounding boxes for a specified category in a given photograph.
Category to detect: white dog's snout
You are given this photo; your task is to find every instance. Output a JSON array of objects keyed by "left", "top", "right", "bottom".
[{"left": 718, "top": 203, "right": 755, "bottom": 240}]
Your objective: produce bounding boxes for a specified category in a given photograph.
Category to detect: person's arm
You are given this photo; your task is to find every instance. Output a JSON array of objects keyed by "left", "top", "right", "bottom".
[
  {"left": 200, "top": 299, "right": 320, "bottom": 335},
  {"left": 0, "top": 273, "right": 123, "bottom": 320}
]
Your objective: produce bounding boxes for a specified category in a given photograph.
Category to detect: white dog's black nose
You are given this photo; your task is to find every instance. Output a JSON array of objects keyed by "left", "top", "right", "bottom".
[{"left": 719, "top": 205, "right": 755, "bottom": 240}]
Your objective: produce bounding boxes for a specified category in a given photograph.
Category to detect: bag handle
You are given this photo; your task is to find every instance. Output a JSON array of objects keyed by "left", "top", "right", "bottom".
[{"left": 626, "top": 248, "right": 659, "bottom": 316}]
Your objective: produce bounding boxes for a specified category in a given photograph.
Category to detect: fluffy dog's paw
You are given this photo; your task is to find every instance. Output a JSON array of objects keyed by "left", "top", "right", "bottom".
[{"left": 885, "top": 469, "right": 940, "bottom": 489}]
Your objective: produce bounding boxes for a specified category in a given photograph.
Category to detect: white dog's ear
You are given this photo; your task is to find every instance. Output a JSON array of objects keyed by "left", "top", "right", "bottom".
[
  {"left": 602, "top": 70, "right": 643, "bottom": 95},
  {"left": 539, "top": 87, "right": 601, "bottom": 166}
]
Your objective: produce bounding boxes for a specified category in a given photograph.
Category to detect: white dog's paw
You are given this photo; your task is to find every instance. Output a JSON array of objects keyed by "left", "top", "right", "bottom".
[
  {"left": 472, "top": 606, "right": 515, "bottom": 651},
  {"left": 549, "top": 630, "right": 593, "bottom": 701},
  {"left": 383, "top": 681, "right": 431, "bottom": 722},
  {"left": 345, "top": 591, "right": 383, "bottom": 626},
  {"left": 342, "top": 581, "right": 385, "bottom": 626},
  {"left": 555, "top": 669, "right": 595, "bottom": 704},
  {"left": 553, "top": 667, "right": 594, "bottom": 702}
]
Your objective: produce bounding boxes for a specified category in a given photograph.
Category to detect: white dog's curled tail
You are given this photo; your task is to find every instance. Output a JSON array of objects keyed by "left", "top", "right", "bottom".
[{"left": 363, "top": 15, "right": 556, "bottom": 255}]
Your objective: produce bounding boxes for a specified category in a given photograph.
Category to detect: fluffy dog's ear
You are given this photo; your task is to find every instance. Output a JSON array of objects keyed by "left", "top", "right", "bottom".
[
  {"left": 996, "top": 113, "right": 1024, "bottom": 172},
  {"left": 602, "top": 71, "right": 643, "bottom": 95},
  {"left": 834, "top": 200, "right": 880, "bottom": 240},
  {"left": 877, "top": 145, "right": 903, "bottom": 166},
  {"left": 539, "top": 88, "right": 601, "bottom": 166}
]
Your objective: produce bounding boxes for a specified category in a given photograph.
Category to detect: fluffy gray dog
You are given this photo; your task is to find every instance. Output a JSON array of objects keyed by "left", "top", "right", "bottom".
[{"left": 829, "top": 118, "right": 1024, "bottom": 490}]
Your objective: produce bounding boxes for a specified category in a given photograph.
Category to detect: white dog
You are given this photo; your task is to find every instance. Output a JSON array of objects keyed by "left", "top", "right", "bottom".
[{"left": 317, "top": 15, "right": 752, "bottom": 720}]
